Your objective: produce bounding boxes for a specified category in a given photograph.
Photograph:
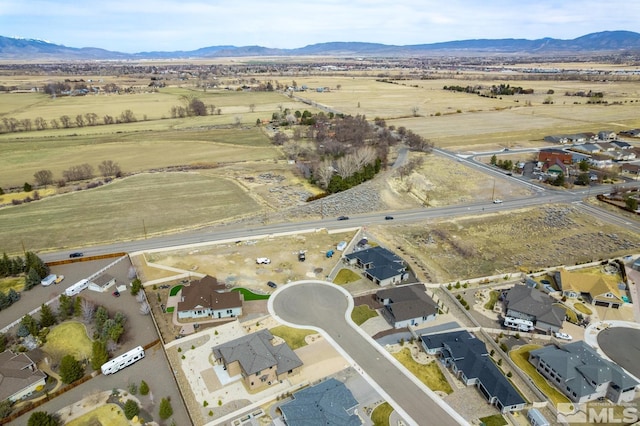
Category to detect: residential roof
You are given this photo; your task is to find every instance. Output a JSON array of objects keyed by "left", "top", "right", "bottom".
[
  {"left": 554, "top": 269, "right": 622, "bottom": 301},
  {"left": 0, "top": 350, "right": 47, "bottom": 401},
  {"left": 178, "top": 276, "right": 241, "bottom": 312},
  {"left": 212, "top": 329, "right": 302, "bottom": 377},
  {"left": 344, "top": 246, "right": 405, "bottom": 281},
  {"left": 91, "top": 273, "right": 115, "bottom": 287},
  {"left": 422, "top": 331, "right": 526, "bottom": 408},
  {"left": 505, "top": 285, "right": 565, "bottom": 327},
  {"left": 279, "top": 378, "right": 361, "bottom": 426},
  {"left": 530, "top": 341, "right": 638, "bottom": 398},
  {"left": 377, "top": 284, "right": 438, "bottom": 322}
]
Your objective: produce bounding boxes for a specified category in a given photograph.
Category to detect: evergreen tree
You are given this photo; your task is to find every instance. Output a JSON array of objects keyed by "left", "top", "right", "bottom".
[
  {"left": 0, "top": 399, "right": 12, "bottom": 419},
  {"left": 0, "top": 333, "right": 7, "bottom": 352},
  {"left": 28, "top": 411, "right": 60, "bottom": 426},
  {"left": 114, "top": 311, "right": 127, "bottom": 327},
  {"left": 0, "top": 292, "right": 9, "bottom": 310},
  {"left": 131, "top": 278, "right": 142, "bottom": 296},
  {"left": 58, "top": 294, "right": 72, "bottom": 320},
  {"left": 91, "top": 340, "right": 109, "bottom": 371},
  {"left": 73, "top": 296, "right": 82, "bottom": 317},
  {"left": 124, "top": 400, "right": 139, "bottom": 420},
  {"left": 159, "top": 397, "right": 173, "bottom": 420},
  {"left": 25, "top": 252, "right": 48, "bottom": 278},
  {"left": 94, "top": 306, "right": 108, "bottom": 330},
  {"left": 59, "top": 354, "right": 84, "bottom": 384},
  {"left": 21, "top": 314, "right": 39, "bottom": 336},
  {"left": 7, "top": 288, "right": 20, "bottom": 303},
  {"left": 0, "top": 253, "right": 10, "bottom": 277},
  {"left": 39, "top": 303, "right": 57, "bottom": 327},
  {"left": 139, "top": 380, "right": 149, "bottom": 396},
  {"left": 25, "top": 267, "right": 40, "bottom": 290}
]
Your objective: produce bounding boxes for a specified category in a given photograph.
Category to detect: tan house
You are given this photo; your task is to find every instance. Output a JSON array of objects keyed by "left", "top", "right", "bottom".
[
  {"left": 212, "top": 329, "right": 303, "bottom": 390},
  {"left": 554, "top": 269, "right": 624, "bottom": 308},
  {"left": 177, "top": 275, "right": 243, "bottom": 320},
  {"left": 0, "top": 350, "right": 47, "bottom": 402}
]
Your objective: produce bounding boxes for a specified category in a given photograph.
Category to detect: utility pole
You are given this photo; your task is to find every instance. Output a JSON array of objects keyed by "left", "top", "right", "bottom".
[{"left": 143, "top": 219, "right": 147, "bottom": 240}]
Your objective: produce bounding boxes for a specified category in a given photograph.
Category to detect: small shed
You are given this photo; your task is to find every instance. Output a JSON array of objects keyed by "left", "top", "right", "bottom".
[{"left": 89, "top": 274, "right": 116, "bottom": 292}]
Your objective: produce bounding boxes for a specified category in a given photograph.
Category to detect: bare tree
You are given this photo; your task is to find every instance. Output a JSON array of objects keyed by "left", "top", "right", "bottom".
[
  {"left": 313, "top": 158, "right": 334, "bottom": 189},
  {"left": 411, "top": 106, "right": 420, "bottom": 117},
  {"left": 282, "top": 141, "right": 302, "bottom": 160},
  {"left": 21, "top": 118, "right": 32, "bottom": 131},
  {"left": 139, "top": 302, "right": 150, "bottom": 315},
  {"left": 60, "top": 115, "right": 72, "bottom": 128},
  {"left": 272, "top": 131, "right": 289, "bottom": 146},
  {"left": 208, "top": 104, "right": 216, "bottom": 115},
  {"left": 234, "top": 115, "right": 243, "bottom": 127},
  {"left": 335, "top": 155, "right": 358, "bottom": 179},
  {"left": 98, "top": 160, "right": 121, "bottom": 177},
  {"left": 85, "top": 113, "right": 98, "bottom": 126},
  {"left": 34, "top": 117, "right": 48, "bottom": 131},
  {"left": 81, "top": 298, "right": 96, "bottom": 323},
  {"left": 249, "top": 103, "right": 256, "bottom": 112},
  {"left": 34, "top": 169, "right": 54, "bottom": 187},
  {"left": 75, "top": 114, "right": 85, "bottom": 127},
  {"left": 50, "top": 118, "right": 59, "bottom": 129}
]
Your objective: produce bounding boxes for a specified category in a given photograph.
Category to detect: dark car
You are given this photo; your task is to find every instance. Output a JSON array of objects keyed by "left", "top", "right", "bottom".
[
  {"left": 69, "top": 252, "right": 84, "bottom": 258},
  {"left": 337, "top": 216, "right": 349, "bottom": 221},
  {"left": 385, "top": 215, "right": 394, "bottom": 220},
  {"left": 112, "top": 290, "right": 120, "bottom": 297},
  {"left": 267, "top": 281, "right": 277, "bottom": 288}
]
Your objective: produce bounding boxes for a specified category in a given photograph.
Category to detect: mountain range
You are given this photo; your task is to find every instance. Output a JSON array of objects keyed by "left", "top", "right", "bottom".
[{"left": 1, "top": 31, "right": 640, "bottom": 60}]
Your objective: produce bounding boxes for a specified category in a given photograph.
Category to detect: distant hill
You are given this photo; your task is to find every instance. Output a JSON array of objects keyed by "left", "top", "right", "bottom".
[{"left": 1, "top": 31, "right": 640, "bottom": 60}]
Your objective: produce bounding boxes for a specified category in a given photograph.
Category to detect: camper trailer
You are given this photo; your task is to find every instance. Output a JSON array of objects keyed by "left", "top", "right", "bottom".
[
  {"left": 504, "top": 316, "right": 534, "bottom": 332},
  {"left": 101, "top": 346, "right": 145, "bottom": 375},
  {"left": 65, "top": 279, "right": 89, "bottom": 296}
]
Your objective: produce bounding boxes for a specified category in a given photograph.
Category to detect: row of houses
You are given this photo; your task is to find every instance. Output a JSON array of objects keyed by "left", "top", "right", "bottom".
[{"left": 544, "top": 130, "right": 622, "bottom": 144}]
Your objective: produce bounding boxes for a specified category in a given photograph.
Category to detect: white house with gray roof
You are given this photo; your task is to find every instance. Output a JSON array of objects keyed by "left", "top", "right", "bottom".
[
  {"left": 529, "top": 341, "right": 638, "bottom": 404},
  {"left": 279, "top": 378, "right": 361, "bottom": 426},
  {"left": 376, "top": 284, "right": 438, "bottom": 328},
  {"left": 343, "top": 246, "right": 407, "bottom": 286},
  {"left": 504, "top": 285, "right": 565, "bottom": 333},
  {"left": 212, "top": 329, "right": 302, "bottom": 390}
]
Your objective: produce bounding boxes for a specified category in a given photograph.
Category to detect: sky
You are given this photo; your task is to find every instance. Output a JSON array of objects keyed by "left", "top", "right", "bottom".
[{"left": 1, "top": 0, "right": 639, "bottom": 53}]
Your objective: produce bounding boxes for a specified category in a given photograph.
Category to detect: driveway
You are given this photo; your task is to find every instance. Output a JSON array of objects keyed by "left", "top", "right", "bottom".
[{"left": 269, "top": 280, "right": 466, "bottom": 426}]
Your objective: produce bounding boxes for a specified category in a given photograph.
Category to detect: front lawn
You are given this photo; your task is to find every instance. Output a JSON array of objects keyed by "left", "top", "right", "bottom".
[
  {"left": 169, "top": 285, "right": 182, "bottom": 296},
  {"left": 231, "top": 287, "right": 270, "bottom": 300},
  {"left": 573, "top": 302, "right": 593, "bottom": 315},
  {"left": 509, "top": 344, "right": 571, "bottom": 406},
  {"left": 0, "top": 276, "right": 24, "bottom": 293},
  {"left": 351, "top": 305, "right": 379, "bottom": 325},
  {"left": 371, "top": 402, "right": 393, "bottom": 426},
  {"left": 333, "top": 269, "right": 361, "bottom": 285},
  {"left": 392, "top": 348, "right": 452, "bottom": 394},
  {"left": 42, "top": 321, "right": 92, "bottom": 361},
  {"left": 484, "top": 290, "right": 499, "bottom": 310},
  {"left": 66, "top": 404, "right": 129, "bottom": 426},
  {"left": 269, "top": 325, "right": 315, "bottom": 350},
  {"left": 479, "top": 414, "right": 507, "bottom": 426}
]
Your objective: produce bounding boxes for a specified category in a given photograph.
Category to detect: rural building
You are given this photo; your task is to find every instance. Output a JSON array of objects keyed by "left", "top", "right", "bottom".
[
  {"left": 177, "top": 275, "right": 242, "bottom": 319},
  {"left": 0, "top": 350, "right": 47, "bottom": 402},
  {"left": 503, "top": 285, "right": 565, "bottom": 333},
  {"left": 279, "top": 378, "right": 361, "bottom": 426},
  {"left": 420, "top": 330, "right": 526, "bottom": 413},
  {"left": 529, "top": 341, "right": 638, "bottom": 404},
  {"left": 376, "top": 284, "right": 438, "bottom": 328},
  {"left": 212, "top": 329, "right": 302, "bottom": 391},
  {"left": 343, "top": 246, "right": 407, "bottom": 286},
  {"left": 542, "top": 159, "right": 568, "bottom": 176},
  {"left": 538, "top": 149, "right": 572, "bottom": 165},
  {"left": 88, "top": 273, "right": 116, "bottom": 292},
  {"left": 554, "top": 269, "right": 624, "bottom": 308}
]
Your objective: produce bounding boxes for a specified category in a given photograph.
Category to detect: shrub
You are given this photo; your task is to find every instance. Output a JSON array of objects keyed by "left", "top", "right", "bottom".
[
  {"left": 124, "top": 400, "right": 139, "bottom": 420},
  {"left": 203, "top": 401, "right": 208, "bottom": 407},
  {"left": 139, "top": 380, "right": 149, "bottom": 396},
  {"left": 159, "top": 397, "right": 173, "bottom": 420},
  {"left": 128, "top": 383, "right": 138, "bottom": 395}
]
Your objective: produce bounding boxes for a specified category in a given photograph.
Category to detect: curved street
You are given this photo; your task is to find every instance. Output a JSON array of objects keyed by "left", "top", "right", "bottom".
[{"left": 269, "top": 280, "right": 466, "bottom": 426}]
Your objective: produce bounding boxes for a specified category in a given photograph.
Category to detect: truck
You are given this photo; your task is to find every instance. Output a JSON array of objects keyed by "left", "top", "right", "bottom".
[
  {"left": 326, "top": 250, "right": 334, "bottom": 258},
  {"left": 41, "top": 274, "right": 57, "bottom": 287}
]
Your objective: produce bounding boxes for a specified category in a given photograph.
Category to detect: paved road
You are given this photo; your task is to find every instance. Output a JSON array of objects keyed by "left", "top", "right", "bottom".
[
  {"left": 597, "top": 327, "right": 640, "bottom": 379},
  {"left": 270, "top": 281, "right": 466, "bottom": 426}
]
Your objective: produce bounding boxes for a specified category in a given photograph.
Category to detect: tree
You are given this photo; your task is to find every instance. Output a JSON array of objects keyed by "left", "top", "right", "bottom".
[
  {"left": 94, "top": 306, "right": 108, "bottom": 332},
  {"left": 98, "top": 160, "right": 122, "bottom": 177},
  {"left": 625, "top": 196, "right": 639, "bottom": 211},
  {"left": 91, "top": 340, "right": 109, "bottom": 370},
  {"left": 575, "top": 172, "right": 590, "bottom": 186},
  {"left": 34, "top": 170, "right": 54, "bottom": 188},
  {"left": 490, "top": 154, "right": 497, "bottom": 165},
  {"left": 21, "top": 314, "right": 39, "bottom": 336},
  {"left": 159, "top": 397, "right": 173, "bottom": 420},
  {"left": 28, "top": 411, "right": 60, "bottom": 426},
  {"left": 25, "top": 267, "right": 41, "bottom": 290},
  {"left": 59, "top": 115, "right": 72, "bottom": 128},
  {"left": 0, "top": 333, "right": 7, "bottom": 353},
  {"left": 552, "top": 173, "right": 565, "bottom": 187},
  {"left": 139, "top": 380, "right": 150, "bottom": 395},
  {"left": 23, "top": 182, "right": 33, "bottom": 192},
  {"left": 39, "top": 303, "right": 57, "bottom": 327},
  {"left": 75, "top": 114, "right": 85, "bottom": 127},
  {"left": 124, "top": 399, "right": 140, "bottom": 419},
  {"left": 578, "top": 159, "right": 590, "bottom": 172},
  {"left": 249, "top": 103, "right": 256, "bottom": 112},
  {"left": 131, "top": 278, "right": 142, "bottom": 296},
  {"left": 59, "top": 354, "right": 84, "bottom": 384},
  {"left": 0, "top": 399, "right": 12, "bottom": 418},
  {"left": 188, "top": 98, "right": 207, "bottom": 116},
  {"left": 57, "top": 294, "right": 72, "bottom": 320}
]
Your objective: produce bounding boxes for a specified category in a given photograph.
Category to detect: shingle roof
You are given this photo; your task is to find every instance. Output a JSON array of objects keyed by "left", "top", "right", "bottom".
[
  {"left": 0, "top": 350, "right": 47, "bottom": 401},
  {"left": 379, "top": 284, "right": 438, "bottom": 322},
  {"left": 178, "top": 276, "right": 241, "bottom": 312},
  {"left": 279, "top": 378, "right": 361, "bottom": 426},
  {"left": 530, "top": 341, "right": 638, "bottom": 398},
  {"left": 554, "top": 269, "right": 622, "bottom": 301},
  {"left": 212, "top": 329, "right": 303, "bottom": 376},
  {"left": 505, "top": 285, "right": 564, "bottom": 327},
  {"left": 344, "top": 247, "right": 404, "bottom": 277}
]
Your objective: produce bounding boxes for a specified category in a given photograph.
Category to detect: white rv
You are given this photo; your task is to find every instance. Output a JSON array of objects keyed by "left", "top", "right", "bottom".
[
  {"left": 101, "top": 346, "right": 145, "bottom": 375},
  {"left": 65, "top": 279, "right": 89, "bottom": 296},
  {"left": 41, "top": 274, "right": 57, "bottom": 287},
  {"left": 504, "top": 316, "right": 534, "bottom": 332}
]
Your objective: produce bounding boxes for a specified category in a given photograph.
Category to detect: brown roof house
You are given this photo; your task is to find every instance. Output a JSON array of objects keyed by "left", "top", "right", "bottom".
[
  {"left": 554, "top": 269, "right": 624, "bottom": 309},
  {"left": 0, "top": 350, "right": 47, "bottom": 402},
  {"left": 376, "top": 284, "right": 439, "bottom": 328},
  {"left": 212, "top": 329, "right": 303, "bottom": 390},
  {"left": 177, "top": 275, "right": 242, "bottom": 320}
]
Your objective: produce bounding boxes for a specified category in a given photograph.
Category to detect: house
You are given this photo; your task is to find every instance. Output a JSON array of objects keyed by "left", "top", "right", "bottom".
[
  {"left": 622, "top": 163, "right": 640, "bottom": 177},
  {"left": 572, "top": 144, "right": 602, "bottom": 155},
  {"left": 538, "top": 149, "right": 572, "bottom": 165},
  {"left": 0, "top": 350, "right": 47, "bottom": 402},
  {"left": 279, "top": 378, "right": 361, "bottom": 426},
  {"left": 212, "top": 329, "right": 303, "bottom": 390},
  {"left": 588, "top": 154, "right": 613, "bottom": 168},
  {"left": 542, "top": 159, "right": 567, "bottom": 176},
  {"left": 343, "top": 246, "right": 407, "bottom": 286},
  {"left": 554, "top": 269, "right": 624, "bottom": 308},
  {"left": 177, "top": 275, "right": 242, "bottom": 319},
  {"left": 598, "top": 130, "right": 617, "bottom": 141},
  {"left": 375, "top": 284, "right": 438, "bottom": 328},
  {"left": 620, "top": 129, "right": 640, "bottom": 138},
  {"left": 88, "top": 274, "right": 116, "bottom": 292},
  {"left": 420, "top": 330, "right": 526, "bottom": 413},
  {"left": 503, "top": 285, "right": 565, "bottom": 333},
  {"left": 596, "top": 142, "right": 617, "bottom": 152},
  {"left": 529, "top": 341, "right": 638, "bottom": 404}
]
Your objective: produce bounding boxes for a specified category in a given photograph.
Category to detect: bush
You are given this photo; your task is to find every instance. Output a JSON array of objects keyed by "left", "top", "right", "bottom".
[
  {"left": 203, "top": 400, "right": 208, "bottom": 407},
  {"left": 124, "top": 400, "right": 139, "bottom": 420},
  {"left": 128, "top": 382, "right": 138, "bottom": 395},
  {"left": 139, "top": 380, "right": 149, "bottom": 395},
  {"left": 500, "top": 343, "right": 508, "bottom": 352},
  {"left": 159, "top": 397, "right": 173, "bottom": 420}
]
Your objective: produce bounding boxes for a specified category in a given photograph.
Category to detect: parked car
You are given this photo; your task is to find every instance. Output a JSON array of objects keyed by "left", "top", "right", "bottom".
[
  {"left": 267, "top": 281, "right": 277, "bottom": 288},
  {"left": 298, "top": 251, "right": 306, "bottom": 262},
  {"left": 384, "top": 215, "right": 394, "bottom": 220},
  {"left": 337, "top": 216, "right": 349, "bottom": 221},
  {"left": 555, "top": 332, "right": 572, "bottom": 340},
  {"left": 69, "top": 252, "right": 84, "bottom": 258},
  {"left": 112, "top": 290, "right": 120, "bottom": 297},
  {"left": 54, "top": 275, "right": 65, "bottom": 284},
  {"left": 256, "top": 257, "right": 271, "bottom": 264},
  {"left": 493, "top": 199, "right": 503, "bottom": 204}
]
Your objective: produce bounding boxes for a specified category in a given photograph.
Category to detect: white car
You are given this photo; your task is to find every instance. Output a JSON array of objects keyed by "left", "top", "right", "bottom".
[
  {"left": 256, "top": 257, "right": 271, "bottom": 265},
  {"left": 493, "top": 199, "right": 503, "bottom": 204},
  {"left": 555, "top": 332, "right": 572, "bottom": 340}
]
